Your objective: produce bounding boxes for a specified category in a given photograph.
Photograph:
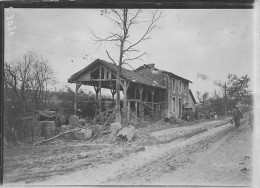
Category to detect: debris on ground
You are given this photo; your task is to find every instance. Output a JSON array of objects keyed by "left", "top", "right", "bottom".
[
  {"left": 116, "top": 126, "right": 137, "bottom": 142},
  {"left": 73, "top": 128, "right": 92, "bottom": 140},
  {"left": 35, "top": 121, "right": 56, "bottom": 139},
  {"left": 4, "top": 116, "right": 243, "bottom": 184},
  {"left": 110, "top": 122, "right": 121, "bottom": 135},
  {"left": 34, "top": 110, "right": 56, "bottom": 121},
  {"left": 69, "top": 115, "right": 79, "bottom": 127},
  {"left": 78, "top": 119, "right": 87, "bottom": 126}
]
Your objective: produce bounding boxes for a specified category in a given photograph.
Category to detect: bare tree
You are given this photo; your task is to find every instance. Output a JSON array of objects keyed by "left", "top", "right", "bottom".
[
  {"left": 4, "top": 51, "right": 56, "bottom": 115},
  {"left": 92, "top": 9, "right": 162, "bottom": 123}
]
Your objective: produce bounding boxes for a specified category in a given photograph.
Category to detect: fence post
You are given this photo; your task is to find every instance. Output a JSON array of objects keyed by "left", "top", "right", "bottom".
[{"left": 31, "top": 120, "right": 35, "bottom": 142}]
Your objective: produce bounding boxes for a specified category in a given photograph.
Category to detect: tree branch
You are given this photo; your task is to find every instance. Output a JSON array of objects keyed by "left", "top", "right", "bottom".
[
  {"left": 106, "top": 50, "right": 117, "bottom": 65},
  {"left": 122, "top": 52, "right": 147, "bottom": 64},
  {"left": 124, "top": 10, "right": 161, "bottom": 53}
]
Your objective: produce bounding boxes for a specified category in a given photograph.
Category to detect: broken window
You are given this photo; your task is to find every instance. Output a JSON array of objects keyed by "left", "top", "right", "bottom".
[
  {"left": 90, "top": 67, "right": 100, "bottom": 79},
  {"left": 178, "top": 81, "right": 181, "bottom": 94},
  {"left": 107, "top": 70, "right": 110, "bottom": 79},
  {"left": 172, "top": 78, "right": 175, "bottom": 92},
  {"left": 101, "top": 67, "right": 105, "bottom": 79},
  {"left": 111, "top": 73, "right": 116, "bottom": 79},
  {"left": 172, "top": 97, "right": 176, "bottom": 112}
]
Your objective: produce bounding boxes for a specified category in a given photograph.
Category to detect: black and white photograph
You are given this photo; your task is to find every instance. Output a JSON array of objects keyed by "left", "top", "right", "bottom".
[{"left": 2, "top": 2, "right": 259, "bottom": 187}]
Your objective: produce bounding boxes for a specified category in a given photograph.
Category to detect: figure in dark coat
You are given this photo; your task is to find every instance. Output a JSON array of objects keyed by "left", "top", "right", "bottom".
[
  {"left": 232, "top": 106, "right": 243, "bottom": 130},
  {"left": 249, "top": 110, "right": 253, "bottom": 130}
]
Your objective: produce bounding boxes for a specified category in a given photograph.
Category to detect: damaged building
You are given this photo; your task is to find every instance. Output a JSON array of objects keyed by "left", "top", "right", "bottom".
[{"left": 68, "top": 59, "right": 196, "bottom": 121}]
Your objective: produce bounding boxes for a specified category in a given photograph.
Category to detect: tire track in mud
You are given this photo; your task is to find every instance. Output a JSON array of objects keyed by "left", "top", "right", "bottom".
[{"left": 103, "top": 120, "right": 245, "bottom": 185}]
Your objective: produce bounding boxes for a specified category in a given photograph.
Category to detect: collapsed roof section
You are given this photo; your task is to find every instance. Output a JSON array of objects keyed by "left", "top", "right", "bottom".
[{"left": 135, "top": 64, "right": 192, "bottom": 84}]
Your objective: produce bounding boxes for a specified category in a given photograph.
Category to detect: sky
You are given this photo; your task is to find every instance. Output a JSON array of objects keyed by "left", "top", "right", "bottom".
[{"left": 4, "top": 8, "right": 255, "bottom": 97}]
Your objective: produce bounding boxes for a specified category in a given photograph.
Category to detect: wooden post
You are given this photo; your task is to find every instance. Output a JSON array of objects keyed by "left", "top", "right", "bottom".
[
  {"left": 121, "top": 80, "right": 129, "bottom": 122},
  {"left": 110, "top": 86, "right": 116, "bottom": 107},
  {"left": 127, "top": 101, "right": 131, "bottom": 121},
  {"left": 134, "top": 86, "right": 137, "bottom": 99},
  {"left": 151, "top": 89, "right": 155, "bottom": 114},
  {"left": 74, "top": 82, "right": 78, "bottom": 115},
  {"left": 74, "top": 82, "right": 82, "bottom": 115},
  {"left": 99, "top": 67, "right": 102, "bottom": 114},
  {"left": 139, "top": 85, "right": 144, "bottom": 120},
  {"left": 134, "top": 86, "right": 137, "bottom": 120},
  {"left": 99, "top": 81, "right": 102, "bottom": 114},
  {"left": 32, "top": 120, "right": 35, "bottom": 142},
  {"left": 135, "top": 102, "right": 138, "bottom": 120},
  {"left": 123, "top": 80, "right": 129, "bottom": 109},
  {"left": 93, "top": 85, "right": 99, "bottom": 117},
  {"left": 145, "top": 88, "right": 148, "bottom": 102}
]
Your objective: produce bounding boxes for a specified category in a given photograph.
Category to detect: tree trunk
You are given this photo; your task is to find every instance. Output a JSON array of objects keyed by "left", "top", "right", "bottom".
[{"left": 115, "top": 60, "right": 122, "bottom": 123}]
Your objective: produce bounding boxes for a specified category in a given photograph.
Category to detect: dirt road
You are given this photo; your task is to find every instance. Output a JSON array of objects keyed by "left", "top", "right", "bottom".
[{"left": 34, "top": 118, "right": 252, "bottom": 186}]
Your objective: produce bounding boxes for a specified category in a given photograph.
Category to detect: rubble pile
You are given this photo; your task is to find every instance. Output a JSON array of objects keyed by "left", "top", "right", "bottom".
[{"left": 116, "top": 126, "right": 137, "bottom": 142}]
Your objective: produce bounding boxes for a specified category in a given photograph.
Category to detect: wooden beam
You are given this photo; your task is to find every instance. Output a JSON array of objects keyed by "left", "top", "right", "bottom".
[
  {"left": 151, "top": 89, "right": 155, "bottom": 114},
  {"left": 93, "top": 85, "right": 99, "bottom": 117},
  {"left": 135, "top": 102, "right": 138, "bottom": 120},
  {"left": 139, "top": 85, "right": 144, "bottom": 100},
  {"left": 123, "top": 80, "right": 129, "bottom": 110},
  {"left": 127, "top": 101, "right": 131, "bottom": 121},
  {"left": 134, "top": 86, "right": 137, "bottom": 99},
  {"left": 139, "top": 85, "right": 144, "bottom": 120},
  {"left": 76, "top": 82, "right": 83, "bottom": 91},
  {"left": 87, "top": 79, "right": 125, "bottom": 82},
  {"left": 145, "top": 88, "right": 148, "bottom": 102},
  {"left": 99, "top": 80, "right": 102, "bottom": 114},
  {"left": 74, "top": 81, "right": 79, "bottom": 115}
]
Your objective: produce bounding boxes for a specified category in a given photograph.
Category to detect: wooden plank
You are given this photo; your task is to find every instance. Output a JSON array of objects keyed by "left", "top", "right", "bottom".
[
  {"left": 87, "top": 79, "right": 124, "bottom": 81},
  {"left": 99, "top": 81, "right": 102, "bottom": 114},
  {"left": 135, "top": 102, "right": 138, "bottom": 120},
  {"left": 151, "top": 89, "right": 155, "bottom": 114},
  {"left": 32, "top": 120, "right": 35, "bottom": 142},
  {"left": 139, "top": 85, "right": 144, "bottom": 120},
  {"left": 74, "top": 81, "right": 79, "bottom": 115},
  {"left": 17, "top": 116, "right": 34, "bottom": 121},
  {"left": 99, "top": 67, "right": 102, "bottom": 114},
  {"left": 127, "top": 101, "right": 131, "bottom": 121}
]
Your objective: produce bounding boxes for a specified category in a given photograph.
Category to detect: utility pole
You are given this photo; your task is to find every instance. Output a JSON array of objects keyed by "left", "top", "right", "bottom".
[{"left": 224, "top": 82, "right": 227, "bottom": 117}]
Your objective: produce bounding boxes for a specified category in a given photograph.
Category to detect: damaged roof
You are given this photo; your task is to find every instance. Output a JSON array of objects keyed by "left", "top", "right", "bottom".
[
  {"left": 68, "top": 59, "right": 165, "bottom": 89},
  {"left": 135, "top": 64, "right": 192, "bottom": 83}
]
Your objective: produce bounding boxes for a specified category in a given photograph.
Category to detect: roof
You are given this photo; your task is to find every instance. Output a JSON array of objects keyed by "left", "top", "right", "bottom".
[
  {"left": 68, "top": 59, "right": 166, "bottom": 89},
  {"left": 135, "top": 64, "right": 192, "bottom": 83},
  {"left": 189, "top": 89, "right": 197, "bottom": 104}
]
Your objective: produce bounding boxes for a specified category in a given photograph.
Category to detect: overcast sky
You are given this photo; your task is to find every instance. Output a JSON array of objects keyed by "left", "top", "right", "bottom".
[{"left": 5, "top": 8, "right": 255, "bottom": 96}]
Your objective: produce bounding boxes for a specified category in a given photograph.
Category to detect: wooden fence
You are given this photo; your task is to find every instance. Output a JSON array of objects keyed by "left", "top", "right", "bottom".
[{"left": 14, "top": 115, "right": 36, "bottom": 142}]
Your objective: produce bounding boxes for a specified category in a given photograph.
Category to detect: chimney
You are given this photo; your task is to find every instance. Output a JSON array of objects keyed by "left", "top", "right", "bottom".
[{"left": 148, "top": 63, "right": 155, "bottom": 68}]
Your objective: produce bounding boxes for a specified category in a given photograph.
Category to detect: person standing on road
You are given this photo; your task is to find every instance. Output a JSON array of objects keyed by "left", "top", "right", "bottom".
[
  {"left": 232, "top": 105, "right": 243, "bottom": 130},
  {"left": 249, "top": 110, "right": 253, "bottom": 131}
]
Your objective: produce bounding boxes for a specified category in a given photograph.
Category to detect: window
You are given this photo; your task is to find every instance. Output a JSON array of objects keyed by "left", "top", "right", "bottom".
[
  {"left": 172, "top": 78, "right": 175, "bottom": 92},
  {"left": 90, "top": 67, "right": 99, "bottom": 79},
  {"left": 178, "top": 81, "right": 182, "bottom": 94},
  {"left": 101, "top": 67, "right": 104, "bottom": 79},
  {"left": 107, "top": 70, "right": 110, "bottom": 79},
  {"left": 111, "top": 73, "right": 116, "bottom": 79},
  {"left": 172, "top": 97, "right": 176, "bottom": 112}
]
